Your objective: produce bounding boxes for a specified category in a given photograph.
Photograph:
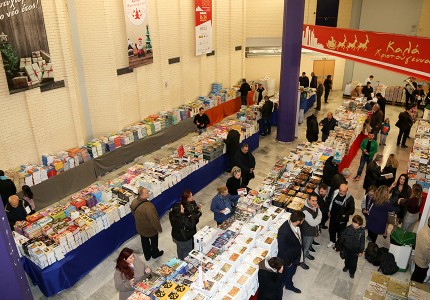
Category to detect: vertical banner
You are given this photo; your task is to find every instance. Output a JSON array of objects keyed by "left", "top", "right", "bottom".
[
  {"left": 123, "top": 0, "right": 153, "bottom": 69},
  {"left": 195, "top": 0, "right": 212, "bottom": 56},
  {"left": 0, "top": 0, "right": 55, "bottom": 94}
]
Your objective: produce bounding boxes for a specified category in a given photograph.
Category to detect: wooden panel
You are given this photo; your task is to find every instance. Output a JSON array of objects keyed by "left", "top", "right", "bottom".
[{"left": 313, "top": 60, "right": 335, "bottom": 85}]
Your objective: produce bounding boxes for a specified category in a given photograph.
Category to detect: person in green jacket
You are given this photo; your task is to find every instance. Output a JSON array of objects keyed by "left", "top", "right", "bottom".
[{"left": 354, "top": 132, "right": 378, "bottom": 180}]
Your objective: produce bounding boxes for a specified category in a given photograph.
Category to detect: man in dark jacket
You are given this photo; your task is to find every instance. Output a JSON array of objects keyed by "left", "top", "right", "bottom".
[
  {"left": 193, "top": 107, "right": 210, "bottom": 135},
  {"left": 361, "top": 82, "right": 373, "bottom": 100},
  {"left": 233, "top": 143, "right": 256, "bottom": 186},
  {"left": 277, "top": 210, "right": 305, "bottom": 294},
  {"left": 5, "top": 195, "right": 31, "bottom": 229},
  {"left": 327, "top": 184, "right": 355, "bottom": 248},
  {"left": 310, "top": 72, "right": 318, "bottom": 89},
  {"left": 224, "top": 128, "right": 240, "bottom": 172},
  {"left": 376, "top": 93, "right": 386, "bottom": 119},
  {"left": 306, "top": 113, "right": 319, "bottom": 142},
  {"left": 239, "top": 79, "right": 252, "bottom": 106},
  {"left": 300, "top": 194, "right": 322, "bottom": 269},
  {"left": 363, "top": 154, "right": 383, "bottom": 191},
  {"left": 258, "top": 257, "right": 284, "bottom": 300},
  {"left": 327, "top": 168, "right": 351, "bottom": 203},
  {"left": 260, "top": 96, "right": 274, "bottom": 136},
  {"left": 0, "top": 170, "right": 17, "bottom": 207},
  {"left": 370, "top": 104, "right": 384, "bottom": 139},
  {"left": 315, "top": 81, "right": 323, "bottom": 110},
  {"left": 322, "top": 155, "right": 340, "bottom": 187},
  {"left": 299, "top": 72, "right": 309, "bottom": 88},
  {"left": 396, "top": 108, "right": 413, "bottom": 148},
  {"left": 316, "top": 183, "right": 329, "bottom": 229},
  {"left": 319, "top": 112, "right": 337, "bottom": 142}
]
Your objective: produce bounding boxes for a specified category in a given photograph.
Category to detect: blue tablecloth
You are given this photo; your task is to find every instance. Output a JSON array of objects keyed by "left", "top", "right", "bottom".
[
  {"left": 21, "top": 133, "right": 259, "bottom": 297},
  {"left": 271, "top": 94, "right": 316, "bottom": 127}
]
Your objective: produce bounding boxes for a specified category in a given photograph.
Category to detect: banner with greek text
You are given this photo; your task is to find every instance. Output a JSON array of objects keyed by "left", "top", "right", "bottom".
[
  {"left": 123, "top": 0, "right": 153, "bottom": 69},
  {"left": 195, "top": 0, "right": 212, "bottom": 56},
  {"left": 302, "top": 25, "right": 430, "bottom": 81},
  {"left": 0, "top": 0, "right": 55, "bottom": 94}
]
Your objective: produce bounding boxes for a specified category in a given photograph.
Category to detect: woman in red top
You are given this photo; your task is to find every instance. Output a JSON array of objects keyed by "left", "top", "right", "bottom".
[{"left": 399, "top": 183, "right": 423, "bottom": 232}]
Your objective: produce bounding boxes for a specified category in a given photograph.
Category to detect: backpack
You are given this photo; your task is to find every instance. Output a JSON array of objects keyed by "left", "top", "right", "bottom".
[
  {"left": 378, "top": 252, "right": 399, "bottom": 275},
  {"left": 365, "top": 242, "right": 381, "bottom": 266}
]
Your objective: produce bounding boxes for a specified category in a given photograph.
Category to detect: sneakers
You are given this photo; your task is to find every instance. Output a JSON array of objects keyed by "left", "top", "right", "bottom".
[
  {"left": 354, "top": 175, "right": 360, "bottom": 181},
  {"left": 309, "top": 246, "right": 316, "bottom": 252},
  {"left": 312, "top": 241, "right": 320, "bottom": 246},
  {"left": 286, "top": 286, "right": 302, "bottom": 293},
  {"left": 327, "top": 242, "right": 334, "bottom": 248},
  {"left": 343, "top": 267, "right": 348, "bottom": 272},
  {"left": 300, "top": 263, "right": 309, "bottom": 270},
  {"left": 306, "top": 254, "right": 315, "bottom": 260}
]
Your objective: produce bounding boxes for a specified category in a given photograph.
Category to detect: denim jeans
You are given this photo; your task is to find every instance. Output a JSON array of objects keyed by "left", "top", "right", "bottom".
[
  {"left": 356, "top": 155, "right": 371, "bottom": 176},
  {"left": 302, "top": 235, "right": 314, "bottom": 258},
  {"left": 198, "top": 128, "right": 207, "bottom": 135}
]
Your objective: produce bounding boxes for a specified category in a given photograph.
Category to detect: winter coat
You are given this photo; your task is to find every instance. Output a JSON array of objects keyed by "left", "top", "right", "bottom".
[
  {"left": 5, "top": 199, "right": 31, "bottom": 229},
  {"left": 257, "top": 259, "right": 283, "bottom": 300},
  {"left": 261, "top": 100, "right": 274, "bottom": 119},
  {"left": 310, "top": 75, "right": 318, "bottom": 89},
  {"left": 277, "top": 220, "right": 303, "bottom": 266},
  {"left": 233, "top": 150, "right": 256, "bottom": 174},
  {"left": 322, "top": 156, "right": 339, "bottom": 186},
  {"left": 299, "top": 76, "right": 309, "bottom": 88},
  {"left": 317, "top": 84, "right": 324, "bottom": 97},
  {"left": 329, "top": 190, "right": 355, "bottom": 224},
  {"left": 381, "top": 165, "right": 397, "bottom": 186},
  {"left": 306, "top": 114, "right": 319, "bottom": 142},
  {"left": 359, "top": 138, "right": 378, "bottom": 160},
  {"left": 323, "top": 79, "right": 332, "bottom": 91},
  {"left": 0, "top": 176, "right": 17, "bottom": 207},
  {"left": 366, "top": 202, "right": 393, "bottom": 234},
  {"left": 414, "top": 224, "right": 430, "bottom": 268},
  {"left": 319, "top": 117, "right": 337, "bottom": 136},
  {"left": 341, "top": 225, "right": 365, "bottom": 252},
  {"left": 224, "top": 129, "right": 240, "bottom": 159},
  {"left": 361, "top": 193, "right": 375, "bottom": 215},
  {"left": 239, "top": 82, "right": 251, "bottom": 96},
  {"left": 396, "top": 111, "right": 413, "bottom": 131},
  {"left": 130, "top": 198, "right": 162, "bottom": 237},
  {"left": 301, "top": 202, "right": 322, "bottom": 237},
  {"left": 370, "top": 109, "right": 383, "bottom": 132},
  {"left": 210, "top": 193, "right": 239, "bottom": 223},
  {"left": 363, "top": 160, "right": 382, "bottom": 190},
  {"left": 169, "top": 205, "right": 196, "bottom": 242},
  {"left": 331, "top": 174, "right": 347, "bottom": 193},
  {"left": 114, "top": 256, "right": 146, "bottom": 300},
  {"left": 389, "top": 185, "right": 411, "bottom": 218},
  {"left": 226, "top": 176, "right": 247, "bottom": 195},
  {"left": 362, "top": 85, "right": 373, "bottom": 100}
]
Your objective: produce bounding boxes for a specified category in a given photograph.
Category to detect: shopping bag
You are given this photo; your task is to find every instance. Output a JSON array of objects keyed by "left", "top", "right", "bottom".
[{"left": 387, "top": 212, "right": 398, "bottom": 226}]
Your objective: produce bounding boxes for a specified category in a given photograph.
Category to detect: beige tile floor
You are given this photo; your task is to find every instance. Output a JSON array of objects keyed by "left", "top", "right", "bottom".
[{"left": 29, "top": 91, "right": 419, "bottom": 300}]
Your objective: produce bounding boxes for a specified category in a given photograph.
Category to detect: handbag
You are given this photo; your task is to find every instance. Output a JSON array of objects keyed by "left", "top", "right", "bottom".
[
  {"left": 179, "top": 227, "right": 191, "bottom": 241},
  {"left": 387, "top": 212, "right": 398, "bottom": 226}
]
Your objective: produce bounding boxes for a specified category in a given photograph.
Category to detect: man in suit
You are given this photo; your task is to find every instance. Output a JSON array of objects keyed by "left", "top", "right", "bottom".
[
  {"left": 277, "top": 210, "right": 305, "bottom": 294},
  {"left": 299, "top": 72, "right": 309, "bottom": 88}
]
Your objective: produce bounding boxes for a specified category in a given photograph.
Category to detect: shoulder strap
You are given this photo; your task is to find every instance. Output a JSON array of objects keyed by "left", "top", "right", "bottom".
[{"left": 132, "top": 200, "right": 148, "bottom": 215}]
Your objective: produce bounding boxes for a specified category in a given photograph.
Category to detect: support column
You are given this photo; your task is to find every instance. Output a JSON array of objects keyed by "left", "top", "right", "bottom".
[
  {"left": 277, "top": 0, "right": 305, "bottom": 142},
  {"left": 0, "top": 205, "right": 33, "bottom": 300}
]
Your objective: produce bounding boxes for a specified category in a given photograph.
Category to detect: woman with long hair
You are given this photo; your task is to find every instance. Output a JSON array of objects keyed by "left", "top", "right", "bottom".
[
  {"left": 114, "top": 248, "right": 151, "bottom": 300},
  {"left": 389, "top": 174, "right": 412, "bottom": 223},
  {"left": 169, "top": 203, "right": 196, "bottom": 260},
  {"left": 400, "top": 183, "right": 423, "bottom": 232},
  {"left": 366, "top": 186, "right": 393, "bottom": 242},
  {"left": 382, "top": 154, "right": 399, "bottom": 186},
  {"left": 181, "top": 189, "right": 202, "bottom": 226},
  {"left": 226, "top": 166, "right": 249, "bottom": 196}
]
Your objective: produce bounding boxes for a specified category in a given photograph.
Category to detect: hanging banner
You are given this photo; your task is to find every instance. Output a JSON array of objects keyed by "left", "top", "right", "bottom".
[
  {"left": 195, "top": 0, "right": 212, "bottom": 56},
  {"left": 0, "top": 0, "right": 55, "bottom": 94},
  {"left": 123, "top": 0, "right": 153, "bottom": 69},
  {"left": 302, "top": 25, "right": 430, "bottom": 81}
]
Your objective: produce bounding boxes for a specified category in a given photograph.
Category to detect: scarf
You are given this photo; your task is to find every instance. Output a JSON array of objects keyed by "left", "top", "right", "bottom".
[
  {"left": 264, "top": 258, "right": 277, "bottom": 273},
  {"left": 0, "top": 176, "right": 9, "bottom": 180}
]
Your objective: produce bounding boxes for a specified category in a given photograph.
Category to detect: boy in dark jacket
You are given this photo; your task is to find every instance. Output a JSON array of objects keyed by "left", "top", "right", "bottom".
[
  {"left": 341, "top": 215, "right": 365, "bottom": 279},
  {"left": 258, "top": 257, "right": 284, "bottom": 300}
]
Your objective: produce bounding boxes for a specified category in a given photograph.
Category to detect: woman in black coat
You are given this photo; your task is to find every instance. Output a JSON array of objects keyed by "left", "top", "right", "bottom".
[
  {"left": 258, "top": 257, "right": 284, "bottom": 300},
  {"left": 169, "top": 203, "right": 196, "bottom": 260},
  {"left": 306, "top": 113, "right": 319, "bottom": 142},
  {"left": 396, "top": 109, "right": 413, "bottom": 147},
  {"left": 226, "top": 166, "right": 248, "bottom": 195},
  {"left": 389, "top": 174, "right": 412, "bottom": 222},
  {"left": 381, "top": 154, "right": 398, "bottom": 186}
]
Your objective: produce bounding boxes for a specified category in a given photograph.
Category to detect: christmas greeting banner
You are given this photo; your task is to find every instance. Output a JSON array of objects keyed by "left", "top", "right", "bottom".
[
  {"left": 195, "top": 0, "right": 212, "bottom": 56},
  {"left": 0, "top": 0, "right": 55, "bottom": 94},
  {"left": 302, "top": 25, "right": 430, "bottom": 81},
  {"left": 123, "top": 0, "right": 153, "bottom": 69}
]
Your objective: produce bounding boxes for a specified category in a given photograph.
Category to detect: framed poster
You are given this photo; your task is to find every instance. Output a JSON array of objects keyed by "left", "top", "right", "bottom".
[
  {"left": 0, "top": 0, "right": 55, "bottom": 94},
  {"left": 123, "top": 0, "right": 153, "bottom": 69}
]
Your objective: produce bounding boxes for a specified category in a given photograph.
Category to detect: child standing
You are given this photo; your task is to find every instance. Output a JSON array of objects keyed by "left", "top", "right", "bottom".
[
  {"left": 341, "top": 215, "right": 365, "bottom": 279},
  {"left": 361, "top": 185, "right": 377, "bottom": 223},
  {"left": 380, "top": 118, "right": 390, "bottom": 146},
  {"left": 22, "top": 185, "right": 35, "bottom": 214}
]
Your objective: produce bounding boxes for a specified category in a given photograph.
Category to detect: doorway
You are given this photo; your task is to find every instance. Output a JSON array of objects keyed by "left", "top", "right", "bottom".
[{"left": 313, "top": 60, "right": 335, "bottom": 85}]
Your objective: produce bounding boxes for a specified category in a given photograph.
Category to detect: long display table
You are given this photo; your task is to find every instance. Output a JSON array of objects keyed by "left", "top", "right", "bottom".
[
  {"left": 21, "top": 133, "right": 259, "bottom": 297},
  {"left": 271, "top": 94, "right": 316, "bottom": 126}
]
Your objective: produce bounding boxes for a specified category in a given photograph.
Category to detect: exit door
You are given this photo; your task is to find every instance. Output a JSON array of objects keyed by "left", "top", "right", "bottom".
[{"left": 313, "top": 60, "right": 335, "bottom": 86}]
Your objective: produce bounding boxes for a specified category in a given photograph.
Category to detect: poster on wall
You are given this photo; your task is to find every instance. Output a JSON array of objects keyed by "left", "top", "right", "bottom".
[
  {"left": 123, "top": 0, "right": 153, "bottom": 69},
  {"left": 0, "top": 0, "right": 55, "bottom": 94},
  {"left": 302, "top": 25, "right": 430, "bottom": 81},
  {"left": 195, "top": 0, "right": 212, "bottom": 56}
]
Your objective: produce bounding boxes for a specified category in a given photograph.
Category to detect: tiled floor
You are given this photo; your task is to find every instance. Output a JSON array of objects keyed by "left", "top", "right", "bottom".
[{"left": 29, "top": 91, "right": 418, "bottom": 299}]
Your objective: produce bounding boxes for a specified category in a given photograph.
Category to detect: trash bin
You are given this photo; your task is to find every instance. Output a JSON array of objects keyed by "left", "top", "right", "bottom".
[
  {"left": 390, "top": 226, "right": 416, "bottom": 247},
  {"left": 389, "top": 244, "right": 412, "bottom": 272}
]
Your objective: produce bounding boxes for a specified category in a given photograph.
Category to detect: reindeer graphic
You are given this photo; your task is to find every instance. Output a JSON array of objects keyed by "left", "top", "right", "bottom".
[
  {"left": 336, "top": 35, "right": 347, "bottom": 49},
  {"left": 356, "top": 34, "right": 369, "bottom": 51},
  {"left": 346, "top": 35, "right": 358, "bottom": 50}
]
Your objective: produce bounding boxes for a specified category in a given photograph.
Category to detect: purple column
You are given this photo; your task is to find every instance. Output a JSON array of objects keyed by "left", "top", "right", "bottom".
[
  {"left": 276, "top": 0, "right": 305, "bottom": 142},
  {"left": 0, "top": 204, "right": 33, "bottom": 300}
]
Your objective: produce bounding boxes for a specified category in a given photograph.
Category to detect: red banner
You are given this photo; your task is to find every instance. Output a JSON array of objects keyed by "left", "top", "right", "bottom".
[
  {"left": 302, "top": 25, "right": 430, "bottom": 81},
  {"left": 195, "top": 0, "right": 212, "bottom": 56}
]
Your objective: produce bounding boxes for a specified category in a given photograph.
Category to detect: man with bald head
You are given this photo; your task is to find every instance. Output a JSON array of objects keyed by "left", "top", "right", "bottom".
[
  {"left": 130, "top": 187, "right": 163, "bottom": 261},
  {"left": 327, "top": 184, "right": 355, "bottom": 248},
  {"left": 319, "top": 112, "right": 337, "bottom": 142},
  {"left": 5, "top": 195, "right": 31, "bottom": 229}
]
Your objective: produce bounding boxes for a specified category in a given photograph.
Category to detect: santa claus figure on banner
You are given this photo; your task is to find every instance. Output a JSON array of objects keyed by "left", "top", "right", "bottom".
[{"left": 135, "top": 38, "right": 145, "bottom": 58}]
